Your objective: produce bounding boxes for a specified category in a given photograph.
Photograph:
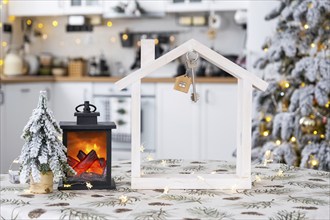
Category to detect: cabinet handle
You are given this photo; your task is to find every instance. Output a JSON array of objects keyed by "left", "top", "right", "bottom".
[
  {"left": 0, "top": 90, "right": 4, "bottom": 105},
  {"left": 205, "top": 89, "right": 210, "bottom": 104},
  {"left": 20, "top": 88, "right": 31, "bottom": 93}
]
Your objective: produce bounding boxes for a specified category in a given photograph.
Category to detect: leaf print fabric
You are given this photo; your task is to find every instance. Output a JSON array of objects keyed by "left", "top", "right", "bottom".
[{"left": 0, "top": 160, "right": 329, "bottom": 219}]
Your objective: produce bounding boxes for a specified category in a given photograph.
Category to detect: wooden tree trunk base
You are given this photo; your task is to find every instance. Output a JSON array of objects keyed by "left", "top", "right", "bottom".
[{"left": 30, "top": 172, "right": 54, "bottom": 194}]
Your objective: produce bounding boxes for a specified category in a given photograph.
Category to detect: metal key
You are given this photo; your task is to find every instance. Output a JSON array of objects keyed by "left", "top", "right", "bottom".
[{"left": 186, "top": 51, "right": 199, "bottom": 102}]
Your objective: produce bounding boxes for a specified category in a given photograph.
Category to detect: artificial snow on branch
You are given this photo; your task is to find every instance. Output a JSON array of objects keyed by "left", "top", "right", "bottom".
[{"left": 19, "top": 91, "right": 75, "bottom": 183}]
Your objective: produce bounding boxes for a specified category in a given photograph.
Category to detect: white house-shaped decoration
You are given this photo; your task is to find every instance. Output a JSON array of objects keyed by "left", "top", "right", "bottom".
[{"left": 115, "top": 39, "right": 268, "bottom": 189}]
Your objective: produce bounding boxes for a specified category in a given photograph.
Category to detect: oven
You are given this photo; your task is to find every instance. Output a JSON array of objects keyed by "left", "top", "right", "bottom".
[{"left": 93, "top": 83, "right": 156, "bottom": 160}]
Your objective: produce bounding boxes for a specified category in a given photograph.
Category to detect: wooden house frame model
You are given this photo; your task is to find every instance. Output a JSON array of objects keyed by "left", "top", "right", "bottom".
[{"left": 115, "top": 39, "right": 268, "bottom": 189}]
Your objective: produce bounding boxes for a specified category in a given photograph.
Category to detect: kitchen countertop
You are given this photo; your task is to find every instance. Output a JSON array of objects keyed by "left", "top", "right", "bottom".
[{"left": 0, "top": 75, "right": 237, "bottom": 84}]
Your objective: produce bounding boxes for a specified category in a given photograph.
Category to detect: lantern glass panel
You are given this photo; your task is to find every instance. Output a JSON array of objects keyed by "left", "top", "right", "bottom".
[{"left": 67, "top": 131, "right": 107, "bottom": 182}]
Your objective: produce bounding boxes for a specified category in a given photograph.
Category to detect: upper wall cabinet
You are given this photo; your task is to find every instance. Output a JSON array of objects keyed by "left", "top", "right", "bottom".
[
  {"left": 9, "top": 0, "right": 65, "bottom": 16},
  {"left": 63, "top": 0, "right": 104, "bottom": 15},
  {"left": 103, "top": 0, "right": 165, "bottom": 18},
  {"left": 8, "top": 0, "right": 103, "bottom": 16},
  {"left": 166, "top": 0, "right": 248, "bottom": 13}
]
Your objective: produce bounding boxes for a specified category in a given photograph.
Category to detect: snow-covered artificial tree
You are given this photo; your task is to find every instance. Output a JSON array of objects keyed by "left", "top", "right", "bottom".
[
  {"left": 19, "top": 91, "right": 75, "bottom": 183},
  {"left": 252, "top": 0, "right": 330, "bottom": 171}
]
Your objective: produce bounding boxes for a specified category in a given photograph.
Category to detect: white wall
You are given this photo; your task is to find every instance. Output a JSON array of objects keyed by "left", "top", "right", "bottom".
[
  {"left": 14, "top": 12, "right": 245, "bottom": 77},
  {"left": 246, "top": 0, "right": 280, "bottom": 71}
]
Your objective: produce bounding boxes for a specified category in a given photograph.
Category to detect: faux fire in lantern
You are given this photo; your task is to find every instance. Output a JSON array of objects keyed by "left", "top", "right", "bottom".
[{"left": 58, "top": 101, "right": 116, "bottom": 190}]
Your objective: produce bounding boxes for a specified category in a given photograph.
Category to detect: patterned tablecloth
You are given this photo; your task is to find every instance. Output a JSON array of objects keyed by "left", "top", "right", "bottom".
[{"left": 1, "top": 160, "right": 329, "bottom": 220}]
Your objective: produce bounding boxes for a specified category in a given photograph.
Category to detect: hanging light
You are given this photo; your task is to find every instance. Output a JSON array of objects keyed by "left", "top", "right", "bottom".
[
  {"left": 275, "top": 140, "right": 281, "bottom": 145},
  {"left": 52, "top": 20, "right": 59, "bottom": 27}
]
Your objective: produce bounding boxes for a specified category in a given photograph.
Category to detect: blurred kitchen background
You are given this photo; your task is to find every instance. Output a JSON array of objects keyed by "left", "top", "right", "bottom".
[{"left": 0, "top": 0, "right": 279, "bottom": 173}]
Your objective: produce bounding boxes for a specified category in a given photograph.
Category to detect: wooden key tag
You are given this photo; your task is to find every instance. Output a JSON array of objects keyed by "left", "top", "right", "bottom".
[{"left": 174, "top": 75, "right": 192, "bottom": 93}]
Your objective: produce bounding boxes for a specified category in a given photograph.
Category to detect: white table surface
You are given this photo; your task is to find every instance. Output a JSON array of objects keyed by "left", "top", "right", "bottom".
[{"left": 1, "top": 160, "right": 329, "bottom": 219}]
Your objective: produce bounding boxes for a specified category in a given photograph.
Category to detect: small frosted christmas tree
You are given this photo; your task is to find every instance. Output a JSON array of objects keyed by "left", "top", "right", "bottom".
[
  {"left": 19, "top": 91, "right": 75, "bottom": 183},
  {"left": 252, "top": 0, "right": 330, "bottom": 171}
]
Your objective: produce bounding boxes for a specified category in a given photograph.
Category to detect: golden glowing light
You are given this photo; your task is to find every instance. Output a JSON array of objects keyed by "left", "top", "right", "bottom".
[
  {"left": 325, "top": 101, "right": 330, "bottom": 108},
  {"left": 310, "top": 114, "right": 315, "bottom": 119},
  {"left": 255, "top": 175, "right": 261, "bottom": 182},
  {"left": 119, "top": 195, "right": 128, "bottom": 204},
  {"left": 262, "top": 130, "right": 270, "bottom": 137},
  {"left": 8, "top": 16, "right": 15, "bottom": 22},
  {"left": 265, "top": 150, "right": 272, "bottom": 160},
  {"left": 52, "top": 20, "right": 58, "bottom": 27},
  {"left": 37, "top": 23, "right": 44, "bottom": 29},
  {"left": 263, "top": 47, "right": 268, "bottom": 52},
  {"left": 307, "top": 2, "right": 313, "bottom": 8},
  {"left": 308, "top": 141, "right": 312, "bottom": 144},
  {"left": 310, "top": 159, "right": 318, "bottom": 167},
  {"left": 310, "top": 43, "right": 316, "bottom": 48},
  {"left": 284, "top": 82, "right": 290, "bottom": 88},
  {"left": 86, "top": 182, "right": 93, "bottom": 190},
  {"left": 2, "top": 0, "right": 9, "bottom": 5},
  {"left": 155, "top": 38, "right": 159, "bottom": 45},
  {"left": 320, "top": 134, "right": 325, "bottom": 139},
  {"left": 42, "top": 34, "right": 48, "bottom": 40},
  {"left": 313, "top": 130, "right": 318, "bottom": 135},
  {"left": 1, "top": 41, "right": 7, "bottom": 47},
  {"left": 169, "top": 35, "right": 175, "bottom": 42},
  {"left": 301, "top": 82, "right": 306, "bottom": 87},
  {"left": 163, "top": 186, "right": 169, "bottom": 194},
  {"left": 107, "top": 21, "right": 113, "bottom": 27},
  {"left": 304, "top": 24, "right": 309, "bottom": 29},
  {"left": 146, "top": 154, "right": 154, "bottom": 161},
  {"left": 275, "top": 140, "right": 281, "bottom": 145},
  {"left": 0, "top": 59, "right": 3, "bottom": 66},
  {"left": 122, "top": 34, "right": 128, "bottom": 41},
  {"left": 75, "top": 38, "right": 81, "bottom": 45},
  {"left": 309, "top": 155, "right": 319, "bottom": 168},
  {"left": 277, "top": 169, "right": 284, "bottom": 177},
  {"left": 110, "top": 37, "right": 116, "bottom": 43},
  {"left": 265, "top": 116, "right": 272, "bottom": 123},
  {"left": 26, "top": 19, "right": 32, "bottom": 26},
  {"left": 290, "top": 136, "right": 296, "bottom": 142},
  {"left": 325, "top": 26, "right": 330, "bottom": 31},
  {"left": 0, "top": 22, "right": 2, "bottom": 28}
]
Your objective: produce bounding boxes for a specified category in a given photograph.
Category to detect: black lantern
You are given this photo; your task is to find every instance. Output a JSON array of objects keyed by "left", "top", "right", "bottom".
[{"left": 58, "top": 101, "right": 116, "bottom": 190}]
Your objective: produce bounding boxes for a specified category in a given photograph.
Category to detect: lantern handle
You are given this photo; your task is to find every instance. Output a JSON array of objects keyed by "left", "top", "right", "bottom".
[{"left": 75, "top": 101, "right": 97, "bottom": 113}]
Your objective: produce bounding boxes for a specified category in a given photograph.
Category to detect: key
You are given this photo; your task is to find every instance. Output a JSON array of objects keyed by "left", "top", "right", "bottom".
[
  {"left": 186, "top": 51, "right": 199, "bottom": 102},
  {"left": 190, "top": 67, "right": 199, "bottom": 102}
]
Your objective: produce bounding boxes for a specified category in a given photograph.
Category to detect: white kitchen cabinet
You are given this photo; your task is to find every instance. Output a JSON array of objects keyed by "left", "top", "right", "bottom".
[
  {"left": 8, "top": 0, "right": 104, "bottom": 16},
  {"left": 200, "top": 84, "right": 237, "bottom": 162},
  {"left": 166, "top": 0, "right": 248, "bottom": 13},
  {"left": 156, "top": 83, "right": 201, "bottom": 160},
  {"left": 0, "top": 83, "right": 53, "bottom": 173},
  {"left": 8, "top": 0, "right": 65, "bottom": 16},
  {"left": 156, "top": 83, "right": 237, "bottom": 161},
  {"left": 64, "top": 0, "right": 104, "bottom": 15},
  {"left": 53, "top": 83, "right": 92, "bottom": 122},
  {"left": 103, "top": 0, "right": 165, "bottom": 18}
]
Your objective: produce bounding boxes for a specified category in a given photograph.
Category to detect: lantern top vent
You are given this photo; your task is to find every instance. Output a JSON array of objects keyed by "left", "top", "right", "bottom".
[{"left": 74, "top": 101, "right": 100, "bottom": 125}]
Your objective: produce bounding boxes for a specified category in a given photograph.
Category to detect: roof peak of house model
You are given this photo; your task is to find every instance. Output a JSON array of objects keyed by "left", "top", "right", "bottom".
[{"left": 115, "top": 38, "right": 268, "bottom": 91}]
